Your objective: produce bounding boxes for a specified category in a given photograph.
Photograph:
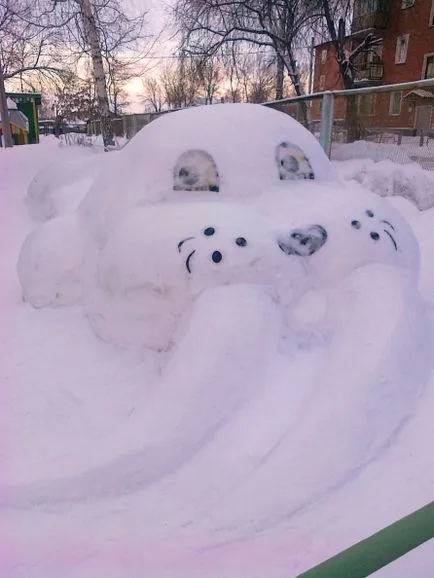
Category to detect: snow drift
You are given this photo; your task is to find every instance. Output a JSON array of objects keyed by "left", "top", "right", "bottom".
[{"left": 335, "top": 156, "right": 434, "bottom": 210}]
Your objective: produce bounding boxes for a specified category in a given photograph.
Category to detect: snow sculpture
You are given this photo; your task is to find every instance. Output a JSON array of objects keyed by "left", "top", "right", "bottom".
[
  {"left": 18, "top": 102, "right": 334, "bottom": 318},
  {"left": 85, "top": 201, "right": 327, "bottom": 349},
  {"left": 9, "top": 104, "right": 430, "bottom": 517}
]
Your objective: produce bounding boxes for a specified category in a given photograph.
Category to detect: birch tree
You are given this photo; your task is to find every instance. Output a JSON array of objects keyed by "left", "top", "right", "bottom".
[
  {"left": 0, "top": 0, "right": 66, "bottom": 85},
  {"left": 25, "top": 0, "right": 150, "bottom": 150}
]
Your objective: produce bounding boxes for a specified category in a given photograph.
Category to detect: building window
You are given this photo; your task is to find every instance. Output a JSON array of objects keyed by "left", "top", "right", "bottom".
[
  {"left": 402, "top": 0, "right": 415, "bottom": 7},
  {"left": 389, "top": 91, "right": 403, "bottom": 116},
  {"left": 423, "top": 54, "right": 434, "bottom": 78},
  {"left": 319, "top": 75, "right": 325, "bottom": 90},
  {"left": 358, "top": 93, "right": 376, "bottom": 116},
  {"left": 395, "top": 35, "right": 409, "bottom": 64},
  {"left": 321, "top": 49, "right": 327, "bottom": 64},
  {"left": 430, "top": 1, "right": 434, "bottom": 26}
]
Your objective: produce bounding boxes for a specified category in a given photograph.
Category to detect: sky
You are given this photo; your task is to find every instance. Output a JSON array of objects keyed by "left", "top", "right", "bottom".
[{"left": 124, "top": 0, "right": 178, "bottom": 111}]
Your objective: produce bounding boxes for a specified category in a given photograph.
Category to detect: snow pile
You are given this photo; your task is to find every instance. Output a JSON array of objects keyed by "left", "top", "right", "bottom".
[
  {"left": 25, "top": 149, "right": 106, "bottom": 221},
  {"left": 332, "top": 140, "right": 413, "bottom": 164},
  {"left": 2, "top": 105, "right": 434, "bottom": 576},
  {"left": 334, "top": 157, "right": 434, "bottom": 210}
]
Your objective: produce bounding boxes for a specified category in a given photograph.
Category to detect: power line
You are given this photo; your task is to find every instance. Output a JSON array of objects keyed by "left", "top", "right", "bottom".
[{"left": 118, "top": 46, "right": 314, "bottom": 61}]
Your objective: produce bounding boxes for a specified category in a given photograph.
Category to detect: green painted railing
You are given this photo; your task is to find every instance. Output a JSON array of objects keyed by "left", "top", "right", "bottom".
[{"left": 296, "top": 501, "right": 434, "bottom": 578}]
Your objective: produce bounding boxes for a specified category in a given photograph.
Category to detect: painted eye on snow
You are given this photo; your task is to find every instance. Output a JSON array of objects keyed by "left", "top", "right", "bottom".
[
  {"left": 173, "top": 150, "right": 220, "bottom": 192},
  {"left": 276, "top": 142, "right": 315, "bottom": 181}
]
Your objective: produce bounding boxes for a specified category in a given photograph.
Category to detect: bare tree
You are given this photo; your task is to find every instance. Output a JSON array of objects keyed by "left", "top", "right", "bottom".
[
  {"left": 105, "top": 56, "right": 133, "bottom": 115},
  {"left": 319, "top": 0, "right": 382, "bottom": 141},
  {"left": 232, "top": 51, "right": 275, "bottom": 103},
  {"left": 51, "top": 73, "right": 96, "bottom": 135},
  {"left": 219, "top": 44, "right": 242, "bottom": 103},
  {"left": 160, "top": 56, "right": 201, "bottom": 109},
  {"left": 196, "top": 55, "right": 220, "bottom": 104},
  {"left": 0, "top": 1, "right": 67, "bottom": 85},
  {"left": 173, "top": 0, "right": 323, "bottom": 125},
  {"left": 11, "top": 0, "right": 150, "bottom": 150},
  {"left": 142, "top": 76, "right": 165, "bottom": 112}
]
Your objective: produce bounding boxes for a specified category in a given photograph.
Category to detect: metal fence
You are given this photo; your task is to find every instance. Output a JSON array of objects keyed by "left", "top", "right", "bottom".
[
  {"left": 264, "top": 77, "right": 434, "bottom": 171},
  {"left": 296, "top": 501, "right": 434, "bottom": 578},
  {"left": 87, "top": 109, "right": 176, "bottom": 142},
  {"left": 86, "top": 78, "right": 434, "bottom": 170}
]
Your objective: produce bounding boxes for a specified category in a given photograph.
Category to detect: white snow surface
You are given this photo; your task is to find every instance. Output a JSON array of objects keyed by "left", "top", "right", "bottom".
[
  {"left": 332, "top": 140, "right": 414, "bottom": 165},
  {"left": 1, "top": 107, "right": 434, "bottom": 577},
  {"left": 25, "top": 151, "right": 107, "bottom": 222},
  {"left": 334, "top": 156, "right": 434, "bottom": 210}
]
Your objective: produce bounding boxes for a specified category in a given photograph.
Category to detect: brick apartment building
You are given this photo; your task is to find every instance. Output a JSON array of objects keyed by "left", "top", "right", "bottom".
[{"left": 312, "top": 0, "right": 434, "bottom": 135}]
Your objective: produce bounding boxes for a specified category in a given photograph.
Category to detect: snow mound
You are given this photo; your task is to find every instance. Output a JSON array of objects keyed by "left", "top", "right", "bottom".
[
  {"left": 25, "top": 152, "right": 107, "bottom": 221},
  {"left": 332, "top": 140, "right": 413, "bottom": 164},
  {"left": 17, "top": 213, "right": 84, "bottom": 307},
  {"left": 334, "top": 157, "right": 434, "bottom": 210}
]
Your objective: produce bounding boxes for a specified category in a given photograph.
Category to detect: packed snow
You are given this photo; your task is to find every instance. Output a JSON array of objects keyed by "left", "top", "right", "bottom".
[{"left": 1, "top": 105, "right": 433, "bottom": 577}]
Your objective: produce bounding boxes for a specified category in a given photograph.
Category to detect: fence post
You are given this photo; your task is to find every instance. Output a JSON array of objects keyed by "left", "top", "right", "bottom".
[
  {"left": 319, "top": 92, "right": 334, "bottom": 158},
  {"left": 295, "top": 501, "right": 434, "bottom": 578},
  {"left": 131, "top": 114, "right": 138, "bottom": 139}
]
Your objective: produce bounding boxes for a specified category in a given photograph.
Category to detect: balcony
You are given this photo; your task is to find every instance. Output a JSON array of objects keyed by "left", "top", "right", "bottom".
[
  {"left": 354, "top": 61, "right": 384, "bottom": 85},
  {"left": 351, "top": 10, "right": 389, "bottom": 35}
]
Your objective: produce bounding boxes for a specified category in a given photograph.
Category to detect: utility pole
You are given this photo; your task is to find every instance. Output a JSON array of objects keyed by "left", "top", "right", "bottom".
[
  {"left": 308, "top": 36, "right": 315, "bottom": 95},
  {"left": 0, "top": 59, "right": 13, "bottom": 148}
]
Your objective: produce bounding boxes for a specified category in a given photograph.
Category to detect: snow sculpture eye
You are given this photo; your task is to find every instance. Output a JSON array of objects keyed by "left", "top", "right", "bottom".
[
  {"left": 276, "top": 142, "right": 315, "bottom": 181},
  {"left": 173, "top": 150, "right": 220, "bottom": 192}
]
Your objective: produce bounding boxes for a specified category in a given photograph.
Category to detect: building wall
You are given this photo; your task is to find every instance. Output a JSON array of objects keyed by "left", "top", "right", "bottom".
[
  {"left": 382, "top": 0, "right": 434, "bottom": 85},
  {"left": 312, "top": 0, "right": 434, "bottom": 132}
]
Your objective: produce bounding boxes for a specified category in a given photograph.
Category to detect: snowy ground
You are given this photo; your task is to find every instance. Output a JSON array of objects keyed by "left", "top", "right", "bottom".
[{"left": 1, "top": 135, "right": 433, "bottom": 577}]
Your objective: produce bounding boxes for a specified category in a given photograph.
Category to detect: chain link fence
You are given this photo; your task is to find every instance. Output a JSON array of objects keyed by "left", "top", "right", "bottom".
[{"left": 265, "top": 80, "right": 434, "bottom": 171}]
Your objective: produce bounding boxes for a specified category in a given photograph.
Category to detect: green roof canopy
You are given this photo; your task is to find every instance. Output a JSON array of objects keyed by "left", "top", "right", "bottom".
[{"left": 6, "top": 92, "right": 42, "bottom": 105}]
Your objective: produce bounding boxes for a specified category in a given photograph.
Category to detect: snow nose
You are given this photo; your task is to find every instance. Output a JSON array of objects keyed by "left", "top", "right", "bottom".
[{"left": 278, "top": 225, "right": 328, "bottom": 257}]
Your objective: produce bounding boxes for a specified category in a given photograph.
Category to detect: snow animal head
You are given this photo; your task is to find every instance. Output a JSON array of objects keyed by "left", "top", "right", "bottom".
[
  {"left": 257, "top": 183, "right": 420, "bottom": 285},
  {"left": 86, "top": 201, "right": 327, "bottom": 349},
  {"left": 78, "top": 103, "right": 335, "bottom": 247}
]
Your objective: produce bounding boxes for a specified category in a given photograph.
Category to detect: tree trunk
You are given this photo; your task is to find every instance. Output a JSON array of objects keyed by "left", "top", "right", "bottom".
[
  {"left": 345, "top": 93, "right": 360, "bottom": 143},
  {"left": 79, "top": 0, "right": 114, "bottom": 150},
  {"left": 0, "top": 60, "right": 13, "bottom": 148},
  {"left": 286, "top": 48, "right": 309, "bottom": 130},
  {"left": 275, "top": 54, "right": 284, "bottom": 100},
  {"left": 321, "top": 6, "right": 361, "bottom": 143}
]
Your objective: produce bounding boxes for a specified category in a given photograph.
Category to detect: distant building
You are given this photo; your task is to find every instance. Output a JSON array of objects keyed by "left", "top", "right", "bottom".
[
  {"left": 0, "top": 98, "right": 29, "bottom": 145},
  {"left": 312, "top": 0, "right": 434, "bottom": 135},
  {"left": 6, "top": 92, "right": 41, "bottom": 144}
]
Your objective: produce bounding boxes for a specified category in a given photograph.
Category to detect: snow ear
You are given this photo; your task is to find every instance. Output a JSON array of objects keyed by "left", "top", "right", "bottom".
[
  {"left": 276, "top": 142, "right": 315, "bottom": 181},
  {"left": 278, "top": 225, "right": 327, "bottom": 257},
  {"left": 173, "top": 150, "right": 220, "bottom": 192}
]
